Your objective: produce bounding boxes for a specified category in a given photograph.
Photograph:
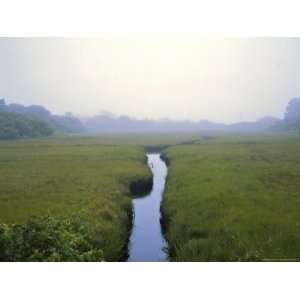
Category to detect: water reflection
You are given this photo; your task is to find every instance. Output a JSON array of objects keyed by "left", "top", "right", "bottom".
[{"left": 128, "top": 153, "right": 168, "bottom": 262}]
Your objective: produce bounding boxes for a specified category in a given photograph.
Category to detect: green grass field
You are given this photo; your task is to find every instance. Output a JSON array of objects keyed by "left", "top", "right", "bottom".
[
  {"left": 162, "top": 135, "right": 300, "bottom": 261},
  {"left": 2, "top": 133, "right": 300, "bottom": 261},
  {"left": 0, "top": 133, "right": 203, "bottom": 261},
  {"left": 0, "top": 136, "right": 153, "bottom": 261}
]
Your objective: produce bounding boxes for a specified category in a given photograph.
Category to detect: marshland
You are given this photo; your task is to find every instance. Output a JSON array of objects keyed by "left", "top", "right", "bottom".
[
  {"left": 2, "top": 38, "right": 300, "bottom": 262},
  {"left": 1, "top": 132, "right": 300, "bottom": 261}
]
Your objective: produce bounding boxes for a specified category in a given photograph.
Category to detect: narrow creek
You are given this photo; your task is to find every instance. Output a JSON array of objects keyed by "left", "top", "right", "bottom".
[{"left": 128, "top": 153, "right": 168, "bottom": 262}]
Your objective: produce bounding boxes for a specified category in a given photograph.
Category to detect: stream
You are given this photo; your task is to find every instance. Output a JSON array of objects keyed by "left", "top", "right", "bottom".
[{"left": 128, "top": 153, "right": 168, "bottom": 262}]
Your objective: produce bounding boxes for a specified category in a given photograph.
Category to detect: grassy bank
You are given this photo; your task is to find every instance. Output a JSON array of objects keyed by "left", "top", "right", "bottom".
[
  {"left": 0, "top": 137, "right": 151, "bottom": 261},
  {"left": 162, "top": 135, "right": 300, "bottom": 261}
]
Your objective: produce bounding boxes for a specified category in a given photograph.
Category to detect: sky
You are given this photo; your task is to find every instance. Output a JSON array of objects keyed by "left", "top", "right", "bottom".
[{"left": 0, "top": 38, "right": 300, "bottom": 123}]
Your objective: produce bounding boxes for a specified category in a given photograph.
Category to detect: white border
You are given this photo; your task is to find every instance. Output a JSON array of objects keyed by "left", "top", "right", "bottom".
[
  {"left": 0, "top": 0, "right": 300, "bottom": 36},
  {"left": 1, "top": 1, "right": 300, "bottom": 299},
  {"left": 0, "top": 262, "right": 299, "bottom": 300}
]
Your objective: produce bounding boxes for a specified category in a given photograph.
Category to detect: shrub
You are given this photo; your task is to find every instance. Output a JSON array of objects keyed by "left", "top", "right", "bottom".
[{"left": 0, "top": 216, "right": 104, "bottom": 262}]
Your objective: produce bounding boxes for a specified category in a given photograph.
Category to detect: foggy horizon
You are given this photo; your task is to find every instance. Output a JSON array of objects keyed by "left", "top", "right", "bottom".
[
  {"left": 1, "top": 38, "right": 300, "bottom": 123},
  {"left": 0, "top": 97, "right": 287, "bottom": 125}
]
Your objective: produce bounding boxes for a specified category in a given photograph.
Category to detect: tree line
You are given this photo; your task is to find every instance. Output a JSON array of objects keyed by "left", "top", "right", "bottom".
[{"left": 0, "top": 99, "right": 85, "bottom": 139}]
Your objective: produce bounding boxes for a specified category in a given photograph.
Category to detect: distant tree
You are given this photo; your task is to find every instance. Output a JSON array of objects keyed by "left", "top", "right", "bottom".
[
  {"left": 285, "top": 98, "right": 300, "bottom": 121},
  {"left": 283, "top": 98, "right": 300, "bottom": 132},
  {"left": 0, "top": 112, "right": 53, "bottom": 139},
  {"left": 25, "top": 105, "right": 52, "bottom": 119},
  {"left": 52, "top": 114, "right": 85, "bottom": 134},
  {"left": 0, "top": 98, "right": 84, "bottom": 135},
  {"left": 0, "top": 99, "right": 6, "bottom": 111},
  {"left": 0, "top": 126, "right": 19, "bottom": 139}
]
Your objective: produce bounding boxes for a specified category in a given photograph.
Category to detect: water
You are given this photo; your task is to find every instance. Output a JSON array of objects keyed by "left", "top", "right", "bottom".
[{"left": 128, "top": 153, "right": 168, "bottom": 262}]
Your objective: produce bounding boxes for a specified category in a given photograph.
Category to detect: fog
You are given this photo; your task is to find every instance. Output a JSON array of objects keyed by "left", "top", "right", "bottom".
[{"left": 0, "top": 38, "right": 300, "bottom": 123}]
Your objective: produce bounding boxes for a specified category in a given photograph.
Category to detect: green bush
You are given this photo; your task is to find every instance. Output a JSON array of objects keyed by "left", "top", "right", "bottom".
[{"left": 0, "top": 216, "right": 104, "bottom": 262}]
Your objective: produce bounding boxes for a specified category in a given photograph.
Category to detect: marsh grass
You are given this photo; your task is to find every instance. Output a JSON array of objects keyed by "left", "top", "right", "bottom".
[
  {"left": 3, "top": 133, "right": 300, "bottom": 261},
  {"left": 162, "top": 136, "right": 300, "bottom": 261},
  {"left": 0, "top": 137, "right": 151, "bottom": 261}
]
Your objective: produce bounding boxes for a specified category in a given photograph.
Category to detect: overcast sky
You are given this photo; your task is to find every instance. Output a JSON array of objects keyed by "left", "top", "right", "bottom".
[{"left": 0, "top": 38, "right": 299, "bottom": 123}]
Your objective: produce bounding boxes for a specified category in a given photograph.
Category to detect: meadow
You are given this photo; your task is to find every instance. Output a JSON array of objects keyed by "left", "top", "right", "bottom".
[
  {"left": 162, "top": 135, "right": 300, "bottom": 261},
  {"left": 0, "top": 133, "right": 204, "bottom": 261},
  {"left": 2, "top": 132, "right": 300, "bottom": 262},
  {"left": 0, "top": 136, "right": 153, "bottom": 261}
]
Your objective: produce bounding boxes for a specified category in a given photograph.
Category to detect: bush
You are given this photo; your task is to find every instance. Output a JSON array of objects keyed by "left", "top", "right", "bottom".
[{"left": 0, "top": 216, "right": 104, "bottom": 262}]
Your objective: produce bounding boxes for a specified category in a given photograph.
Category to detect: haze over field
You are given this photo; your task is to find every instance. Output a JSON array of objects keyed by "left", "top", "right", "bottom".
[
  {"left": 1, "top": 38, "right": 300, "bottom": 123},
  {"left": 3, "top": 36, "right": 300, "bottom": 264}
]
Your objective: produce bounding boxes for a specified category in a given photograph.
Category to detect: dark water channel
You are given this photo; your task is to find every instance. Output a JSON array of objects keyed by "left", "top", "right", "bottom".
[{"left": 128, "top": 153, "right": 168, "bottom": 262}]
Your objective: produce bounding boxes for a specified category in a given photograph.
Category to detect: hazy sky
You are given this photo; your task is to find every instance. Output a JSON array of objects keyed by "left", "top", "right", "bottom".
[{"left": 0, "top": 38, "right": 300, "bottom": 123}]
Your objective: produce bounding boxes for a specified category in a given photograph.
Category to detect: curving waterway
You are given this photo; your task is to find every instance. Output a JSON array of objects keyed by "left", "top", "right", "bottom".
[{"left": 128, "top": 153, "right": 168, "bottom": 262}]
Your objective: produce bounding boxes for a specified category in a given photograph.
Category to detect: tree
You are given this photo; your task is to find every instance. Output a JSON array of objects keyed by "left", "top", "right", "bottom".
[
  {"left": 284, "top": 98, "right": 300, "bottom": 132},
  {"left": 285, "top": 98, "right": 300, "bottom": 121},
  {"left": 0, "top": 112, "right": 53, "bottom": 140}
]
